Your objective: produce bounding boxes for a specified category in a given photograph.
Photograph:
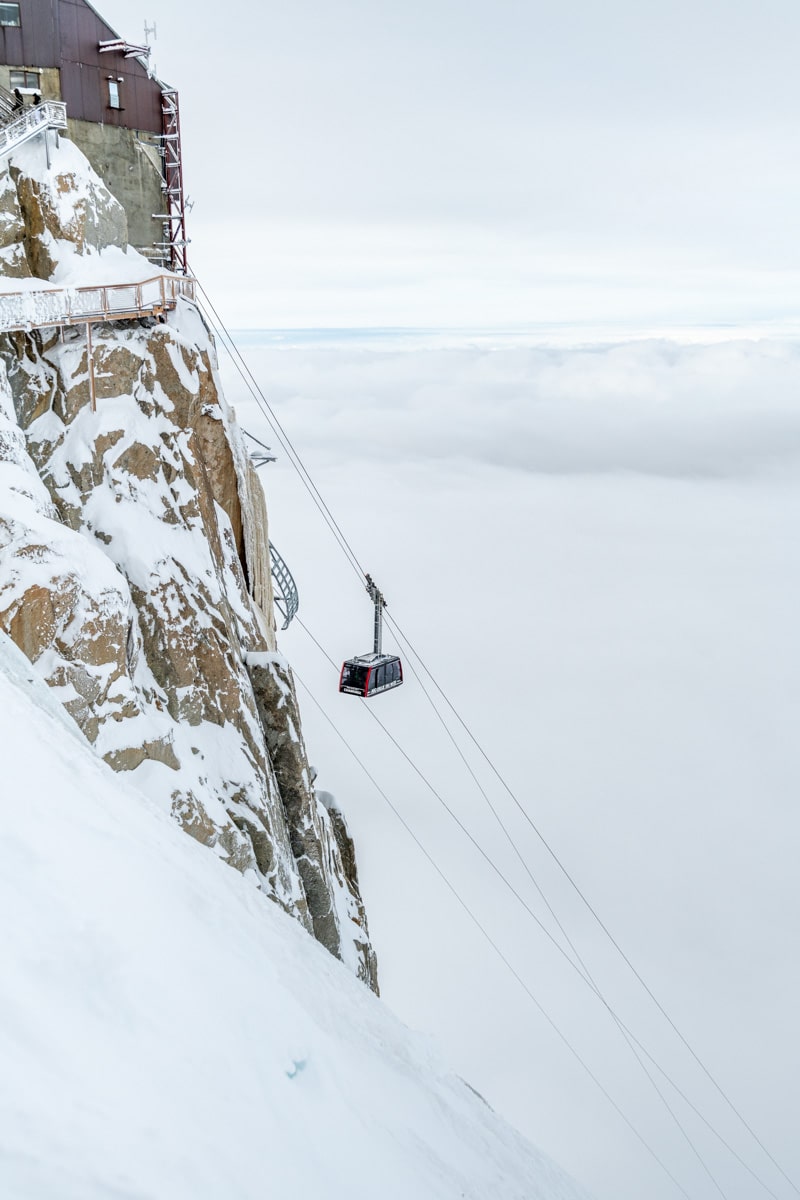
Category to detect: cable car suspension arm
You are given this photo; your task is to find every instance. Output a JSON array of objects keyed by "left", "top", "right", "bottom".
[{"left": 366, "top": 574, "right": 387, "bottom": 656}]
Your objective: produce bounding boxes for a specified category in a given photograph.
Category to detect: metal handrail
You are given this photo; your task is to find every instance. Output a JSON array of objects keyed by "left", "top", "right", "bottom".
[
  {"left": 0, "top": 273, "right": 196, "bottom": 334},
  {"left": 0, "top": 101, "right": 67, "bottom": 157}
]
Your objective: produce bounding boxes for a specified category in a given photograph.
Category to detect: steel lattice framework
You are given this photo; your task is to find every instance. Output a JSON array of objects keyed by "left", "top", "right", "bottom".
[
  {"left": 158, "top": 89, "right": 189, "bottom": 274},
  {"left": 269, "top": 543, "right": 300, "bottom": 630}
]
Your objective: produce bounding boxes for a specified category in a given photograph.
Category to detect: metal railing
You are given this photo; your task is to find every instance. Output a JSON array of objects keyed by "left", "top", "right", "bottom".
[
  {"left": 269, "top": 542, "right": 300, "bottom": 630},
  {"left": 0, "top": 273, "right": 196, "bottom": 334},
  {"left": 0, "top": 101, "right": 68, "bottom": 160}
]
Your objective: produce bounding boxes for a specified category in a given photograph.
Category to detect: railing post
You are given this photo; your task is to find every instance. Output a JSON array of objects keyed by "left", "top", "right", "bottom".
[{"left": 86, "top": 322, "right": 96, "bottom": 413}]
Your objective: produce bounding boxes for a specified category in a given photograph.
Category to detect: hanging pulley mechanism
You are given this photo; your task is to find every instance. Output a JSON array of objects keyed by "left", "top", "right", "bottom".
[{"left": 339, "top": 574, "right": 403, "bottom": 698}]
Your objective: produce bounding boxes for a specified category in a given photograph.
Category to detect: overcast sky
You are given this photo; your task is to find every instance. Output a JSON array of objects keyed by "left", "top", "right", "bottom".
[{"left": 99, "top": 0, "right": 800, "bottom": 327}]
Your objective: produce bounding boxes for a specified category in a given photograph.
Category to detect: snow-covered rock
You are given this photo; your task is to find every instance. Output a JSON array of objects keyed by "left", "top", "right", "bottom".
[
  {"left": 0, "top": 133, "right": 377, "bottom": 988},
  {"left": 9, "top": 135, "right": 128, "bottom": 278},
  {"left": 0, "top": 631, "right": 592, "bottom": 1200}
]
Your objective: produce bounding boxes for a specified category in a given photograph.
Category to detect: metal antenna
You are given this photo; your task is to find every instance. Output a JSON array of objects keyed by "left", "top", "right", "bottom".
[{"left": 365, "top": 574, "right": 386, "bottom": 656}]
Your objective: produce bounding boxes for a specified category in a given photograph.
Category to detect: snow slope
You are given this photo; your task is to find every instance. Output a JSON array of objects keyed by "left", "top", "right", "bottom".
[{"left": 0, "top": 630, "right": 593, "bottom": 1200}]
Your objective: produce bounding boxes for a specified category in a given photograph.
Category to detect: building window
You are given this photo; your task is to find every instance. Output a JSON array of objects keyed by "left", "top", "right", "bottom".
[
  {"left": 108, "top": 78, "right": 121, "bottom": 109},
  {"left": 10, "top": 70, "right": 40, "bottom": 90},
  {"left": 0, "top": 4, "right": 21, "bottom": 27}
]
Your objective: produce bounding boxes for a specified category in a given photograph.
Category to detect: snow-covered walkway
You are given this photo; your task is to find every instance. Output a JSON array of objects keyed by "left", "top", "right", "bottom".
[{"left": 0, "top": 272, "right": 195, "bottom": 334}]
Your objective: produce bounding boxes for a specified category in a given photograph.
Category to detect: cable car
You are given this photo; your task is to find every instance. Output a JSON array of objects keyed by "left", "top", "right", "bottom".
[
  {"left": 340, "top": 653, "right": 403, "bottom": 698},
  {"left": 339, "top": 575, "right": 404, "bottom": 699}
]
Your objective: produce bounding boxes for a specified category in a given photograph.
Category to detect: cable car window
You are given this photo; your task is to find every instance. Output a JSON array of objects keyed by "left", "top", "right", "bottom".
[
  {"left": 341, "top": 663, "right": 368, "bottom": 692},
  {"left": 391, "top": 660, "right": 400, "bottom": 682},
  {"left": 0, "top": 5, "right": 21, "bottom": 26},
  {"left": 377, "top": 665, "right": 387, "bottom": 688}
]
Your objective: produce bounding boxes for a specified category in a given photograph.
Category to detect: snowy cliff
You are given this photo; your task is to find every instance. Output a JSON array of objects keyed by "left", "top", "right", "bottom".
[
  {"left": 0, "top": 129, "right": 598, "bottom": 1200},
  {"left": 0, "top": 135, "right": 376, "bottom": 990},
  {"left": 0, "top": 628, "right": 593, "bottom": 1200}
]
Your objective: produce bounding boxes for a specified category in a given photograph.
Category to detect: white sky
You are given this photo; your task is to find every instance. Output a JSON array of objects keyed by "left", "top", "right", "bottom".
[{"left": 99, "top": 0, "right": 800, "bottom": 328}]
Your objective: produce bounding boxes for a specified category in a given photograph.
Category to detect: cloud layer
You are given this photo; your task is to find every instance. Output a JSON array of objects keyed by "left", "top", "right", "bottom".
[{"left": 226, "top": 335, "right": 800, "bottom": 478}]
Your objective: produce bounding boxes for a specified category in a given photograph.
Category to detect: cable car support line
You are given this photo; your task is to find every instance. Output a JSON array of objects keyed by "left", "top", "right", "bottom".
[
  {"left": 382, "top": 654, "right": 782, "bottom": 1198},
  {"left": 295, "top": 616, "right": 783, "bottom": 1200},
  {"left": 291, "top": 666, "right": 696, "bottom": 1200},
  {"left": 381, "top": 610, "right": 800, "bottom": 1200},
  {"left": 192, "top": 278, "right": 799, "bottom": 1200},
  {"left": 195, "top": 283, "right": 367, "bottom": 587}
]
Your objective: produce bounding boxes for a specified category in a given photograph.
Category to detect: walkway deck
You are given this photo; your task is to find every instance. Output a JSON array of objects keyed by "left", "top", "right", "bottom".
[{"left": 0, "top": 274, "right": 196, "bottom": 335}]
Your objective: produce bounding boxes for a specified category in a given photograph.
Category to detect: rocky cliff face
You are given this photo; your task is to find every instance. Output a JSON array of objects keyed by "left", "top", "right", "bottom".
[{"left": 0, "top": 135, "right": 378, "bottom": 991}]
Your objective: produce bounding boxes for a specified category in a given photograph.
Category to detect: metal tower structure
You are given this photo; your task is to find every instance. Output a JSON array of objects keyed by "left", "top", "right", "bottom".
[{"left": 157, "top": 89, "right": 189, "bottom": 274}]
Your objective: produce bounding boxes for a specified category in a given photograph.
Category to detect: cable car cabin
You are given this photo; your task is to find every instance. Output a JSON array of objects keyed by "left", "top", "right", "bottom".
[
  {"left": 339, "top": 653, "right": 403, "bottom": 698},
  {"left": 341, "top": 574, "right": 402, "bottom": 698}
]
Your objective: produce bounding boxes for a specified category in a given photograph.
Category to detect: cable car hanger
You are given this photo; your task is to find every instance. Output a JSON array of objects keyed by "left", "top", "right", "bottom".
[{"left": 339, "top": 574, "right": 404, "bottom": 699}]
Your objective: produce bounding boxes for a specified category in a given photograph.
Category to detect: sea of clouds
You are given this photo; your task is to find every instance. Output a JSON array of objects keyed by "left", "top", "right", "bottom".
[
  {"left": 230, "top": 334, "right": 800, "bottom": 478},
  {"left": 220, "top": 332, "right": 800, "bottom": 1200}
]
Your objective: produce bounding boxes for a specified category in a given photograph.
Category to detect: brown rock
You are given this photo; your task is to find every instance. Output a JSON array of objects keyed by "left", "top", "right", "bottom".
[
  {"left": 249, "top": 655, "right": 379, "bottom": 992},
  {"left": 13, "top": 166, "right": 128, "bottom": 278}
]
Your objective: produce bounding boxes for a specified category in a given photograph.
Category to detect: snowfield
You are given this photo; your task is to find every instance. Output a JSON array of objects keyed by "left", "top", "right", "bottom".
[{"left": 0, "top": 630, "right": 593, "bottom": 1200}]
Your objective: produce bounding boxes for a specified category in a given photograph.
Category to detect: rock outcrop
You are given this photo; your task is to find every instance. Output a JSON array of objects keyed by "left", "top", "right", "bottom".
[
  {"left": 249, "top": 653, "right": 379, "bottom": 989},
  {"left": 10, "top": 135, "right": 128, "bottom": 278},
  {"left": 0, "top": 135, "right": 378, "bottom": 990},
  {"left": 0, "top": 170, "right": 30, "bottom": 279}
]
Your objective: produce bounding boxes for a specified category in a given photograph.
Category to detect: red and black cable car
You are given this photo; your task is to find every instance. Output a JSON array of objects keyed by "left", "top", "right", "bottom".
[
  {"left": 339, "top": 653, "right": 403, "bottom": 698},
  {"left": 339, "top": 575, "right": 403, "bottom": 700}
]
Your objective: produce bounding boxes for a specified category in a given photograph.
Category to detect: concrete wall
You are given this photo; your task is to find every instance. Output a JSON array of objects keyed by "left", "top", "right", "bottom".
[{"left": 66, "top": 119, "right": 166, "bottom": 260}]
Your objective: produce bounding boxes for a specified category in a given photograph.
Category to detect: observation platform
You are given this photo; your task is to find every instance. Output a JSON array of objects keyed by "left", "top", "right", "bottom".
[{"left": 0, "top": 274, "right": 196, "bottom": 335}]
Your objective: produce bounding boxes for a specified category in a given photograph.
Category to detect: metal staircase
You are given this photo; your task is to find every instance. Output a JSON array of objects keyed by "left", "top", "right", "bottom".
[{"left": 0, "top": 101, "right": 68, "bottom": 163}]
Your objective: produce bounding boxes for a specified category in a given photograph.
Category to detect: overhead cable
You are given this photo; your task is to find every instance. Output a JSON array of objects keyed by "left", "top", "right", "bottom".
[{"left": 190, "top": 278, "right": 798, "bottom": 1200}]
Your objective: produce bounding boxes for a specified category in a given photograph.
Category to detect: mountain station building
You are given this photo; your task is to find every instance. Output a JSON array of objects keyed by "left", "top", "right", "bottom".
[{"left": 0, "top": 0, "right": 187, "bottom": 269}]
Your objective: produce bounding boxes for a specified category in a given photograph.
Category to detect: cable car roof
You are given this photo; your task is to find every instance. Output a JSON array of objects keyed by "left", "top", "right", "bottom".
[{"left": 344, "top": 652, "right": 401, "bottom": 666}]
